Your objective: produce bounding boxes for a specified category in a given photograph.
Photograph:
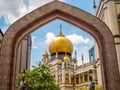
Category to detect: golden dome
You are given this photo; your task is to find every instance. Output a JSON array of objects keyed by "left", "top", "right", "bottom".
[
  {"left": 64, "top": 55, "right": 70, "bottom": 61},
  {"left": 49, "top": 25, "right": 73, "bottom": 54}
]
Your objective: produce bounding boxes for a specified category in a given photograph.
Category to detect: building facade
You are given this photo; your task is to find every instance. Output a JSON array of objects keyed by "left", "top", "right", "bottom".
[
  {"left": 0, "top": 30, "right": 31, "bottom": 76},
  {"left": 89, "top": 46, "right": 95, "bottom": 63},
  {"left": 16, "top": 35, "right": 32, "bottom": 75},
  {"left": 94, "top": 0, "right": 120, "bottom": 73},
  {"left": 42, "top": 28, "right": 102, "bottom": 90}
]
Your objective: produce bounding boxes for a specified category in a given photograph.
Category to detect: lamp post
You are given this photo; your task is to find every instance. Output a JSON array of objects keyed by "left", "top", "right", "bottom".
[
  {"left": 20, "top": 69, "right": 26, "bottom": 90},
  {"left": 89, "top": 70, "right": 95, "bottom": 90},
  {"left": 89, "top": 70, "right": 93, "bottom": 81}
]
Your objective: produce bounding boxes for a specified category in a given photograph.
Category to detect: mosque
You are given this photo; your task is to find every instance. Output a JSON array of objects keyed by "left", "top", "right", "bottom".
[
  {"left": 41, "top": 25, "right": 102, "bottom": 90},
  {"left": 0, "top": 0, "right": 119, "bottom": 90}
]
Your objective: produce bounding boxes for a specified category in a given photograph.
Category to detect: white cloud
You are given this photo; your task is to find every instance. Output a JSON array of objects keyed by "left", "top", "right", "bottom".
[
  {"left": 66, "top": 34, "right": 90, "bottom": 45},
  {"left": 0, "top": 0, "right": 28, "bottom": 24},
  {"left": 28, "top": 0, "right": 53, "bottom": 12},
  {"left": 0, "top": 0, "right": 59, "bottom": 24},
  {"left": 45, "top": 32, "right": 55, "bottom": 44},
  {"left": 45, "top": 32, "right": 90, "bottom": 46}
]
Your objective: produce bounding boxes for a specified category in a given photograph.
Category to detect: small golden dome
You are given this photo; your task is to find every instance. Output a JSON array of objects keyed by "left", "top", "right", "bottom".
[
  {"left": 64, "top": 55, "right": 70, "bottom": 61},
  {"left": 43, "top": 50, "right": 48, "bottom": 55},
  {"left": 44, "top": 50, "right": 48, "bottom": 55},
  {"left": 49, "top": 25, "right": 73, "bottom": 54}
]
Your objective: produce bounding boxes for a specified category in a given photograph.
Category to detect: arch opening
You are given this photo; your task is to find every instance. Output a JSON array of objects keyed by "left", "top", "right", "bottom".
[{"left": 0, "top": 1, "right": 120, "bottom": 90}]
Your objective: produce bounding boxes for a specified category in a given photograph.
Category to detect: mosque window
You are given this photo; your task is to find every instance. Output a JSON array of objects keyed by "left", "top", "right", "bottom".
[
  {"left": 76, "top": 76, "right": 79, "bottom": 84},
  {"left": 84, "top": 73, "right": 88, "bottom": 82},
  {"left": 65, "top": 73, "right": 68, "bottom": 76},
  {"left": 71, "top": 77, "right": 74, "bottom": 84},
  {"left": 53, "top": 74, "right": 55, "bottom": 78},
  {"left": 118, "top": 13, "right": 120, "bottom": 19},
  {"left": 65, "top": 77, "right": 69, "bottom": 84}
]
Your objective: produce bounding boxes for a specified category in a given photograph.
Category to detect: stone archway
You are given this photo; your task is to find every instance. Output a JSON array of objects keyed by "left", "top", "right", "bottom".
[{"left": 0, "top": 1, "right": 120, "bottom": 90}]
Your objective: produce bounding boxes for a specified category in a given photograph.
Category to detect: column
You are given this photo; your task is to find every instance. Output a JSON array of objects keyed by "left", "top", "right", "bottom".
[
  {"left": 107, "top": 1, "right": 119, "bottom": 35},
  {"left": 56, "top": 68, "right": 58, "bottom": 84},
  {"left": 107, "top": 1, "right": 120, "bottom": 73},
  {"left": 92, "top": 69, "right": 97, "bottom": 81},
  {"left": 69, "top": 70, "right": 71, "bottom": 84},
  {"left": 62, "top": 69, "right": 65, "bottom": 84}
]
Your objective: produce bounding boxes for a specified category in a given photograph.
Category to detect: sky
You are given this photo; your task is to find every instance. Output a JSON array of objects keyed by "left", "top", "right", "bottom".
[{"left": 0, "top": 0, "right": 100, "bottom": 66}]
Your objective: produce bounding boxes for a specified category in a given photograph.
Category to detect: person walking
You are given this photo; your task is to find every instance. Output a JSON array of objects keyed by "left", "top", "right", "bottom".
[{"left": 89, "top": 77, "right": 95, "bottom": 90}]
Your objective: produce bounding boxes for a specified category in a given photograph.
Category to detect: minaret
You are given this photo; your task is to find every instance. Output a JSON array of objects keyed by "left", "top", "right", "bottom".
[
  {"left": 93, "top": 0, "right": 97, "bottom": 15},
  {"left": 82, "top": 54, "right": 84, "bottom": 67},
  {"left": 75, "top": 50, "right": 77, "bottom": 60},
  {"left": 42, "top": 50, "right": 49, "bottom": 64}
]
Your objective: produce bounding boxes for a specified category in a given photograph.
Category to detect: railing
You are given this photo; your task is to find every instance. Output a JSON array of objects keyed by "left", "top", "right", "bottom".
[{"left": 75, "top": 84, "right": 102, "bottom": 90}]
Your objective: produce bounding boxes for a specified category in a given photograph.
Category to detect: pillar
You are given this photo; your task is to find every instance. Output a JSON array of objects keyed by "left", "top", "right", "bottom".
[
  {"left": 83, "top": 73, "right": 85, "bottom": 82},
  {"left": 107, "top": 1, "right": 120, "bottom": 73},
  {"left": 56, "top": 67, "right": 58, "bottom": 84},
  {"left": 79, "top": 74, "right": 81, "bottom": 83},
  {"left": 69, "top": 70, "right": 71, "bottom": 84},
  {"left": 92, "top": 69, "right": 97, "bottom": 81},
  {"left": 62, "top": 69, "right": 65, "bottom": 84}
]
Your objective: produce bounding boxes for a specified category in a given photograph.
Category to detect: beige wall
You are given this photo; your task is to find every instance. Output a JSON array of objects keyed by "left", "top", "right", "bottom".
[
  {"left": 94, "top": 0, "right": 120, "bottom": 86},
  {"left": 96, "top": 0, "right": 120, "bottom": 73},
  {"left": 116, "top": 3, "right": 120, "bottom": 15}
]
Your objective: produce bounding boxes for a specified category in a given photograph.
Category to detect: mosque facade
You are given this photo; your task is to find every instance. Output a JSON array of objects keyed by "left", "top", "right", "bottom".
[{"left": 42, "top": 26, "right": 102, "bottom": 90}]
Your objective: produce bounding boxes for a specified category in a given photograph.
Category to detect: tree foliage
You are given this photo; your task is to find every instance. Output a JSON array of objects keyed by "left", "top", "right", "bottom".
[{"left": 17, "top": 62, "right": 60, "bottom": 90}]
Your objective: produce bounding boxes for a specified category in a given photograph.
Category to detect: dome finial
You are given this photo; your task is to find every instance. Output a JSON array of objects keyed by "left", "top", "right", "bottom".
[
  {"left": 58, "top": 24, "right": 64, "bottom": 36},
  {"left": 60, "top": 24, "right": 62, "bottom": 31}
]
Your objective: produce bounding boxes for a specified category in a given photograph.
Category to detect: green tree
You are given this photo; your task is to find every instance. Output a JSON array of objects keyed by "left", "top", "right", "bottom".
[{"left": 17, "top": 62, "right": 60, "bottom": 90}]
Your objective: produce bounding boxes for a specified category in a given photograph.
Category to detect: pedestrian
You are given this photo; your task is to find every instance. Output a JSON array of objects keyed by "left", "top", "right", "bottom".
[
  {"left": 20, "top": 82, "right": 26, "bottom": 90},
  {"left": 89, "top": 77, "right": 95, "bottom": 90}
]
